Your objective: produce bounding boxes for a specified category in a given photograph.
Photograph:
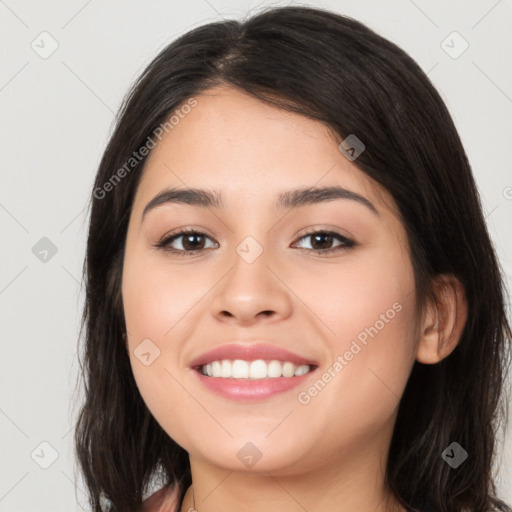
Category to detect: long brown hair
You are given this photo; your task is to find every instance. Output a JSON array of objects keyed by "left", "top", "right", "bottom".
[{"left": 74, "top": 6, "right": 512, "bottom": 511}]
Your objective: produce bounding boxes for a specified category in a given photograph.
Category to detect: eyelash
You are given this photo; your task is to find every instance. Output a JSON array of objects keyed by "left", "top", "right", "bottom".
[{"left": 155, "top": 228, "right": 356, "bottom": 256}]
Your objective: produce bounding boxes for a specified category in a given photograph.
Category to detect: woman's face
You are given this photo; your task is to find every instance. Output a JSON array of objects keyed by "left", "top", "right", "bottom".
[{"left": 122, "top": 84, "right": 419, "bottom": 475}]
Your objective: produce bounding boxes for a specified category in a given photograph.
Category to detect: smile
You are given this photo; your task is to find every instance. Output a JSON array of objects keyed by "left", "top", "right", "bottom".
[{"left": 190, "top": 342, "right": 319, "bottom": 400}]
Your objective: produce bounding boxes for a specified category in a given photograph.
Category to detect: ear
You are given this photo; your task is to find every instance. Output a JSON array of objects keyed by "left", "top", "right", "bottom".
[{"left": 416, "top": 274, "right": 468, "bottom": 364}]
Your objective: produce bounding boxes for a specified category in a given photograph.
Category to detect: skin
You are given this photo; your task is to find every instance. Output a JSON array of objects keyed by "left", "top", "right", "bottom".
[{"left": 122, "top": 84, "right": 467, "bottom": 512}]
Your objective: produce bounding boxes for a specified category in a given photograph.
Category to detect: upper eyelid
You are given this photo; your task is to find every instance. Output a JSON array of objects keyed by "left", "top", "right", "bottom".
[{"left": 161, "top": 223, "right": 353, "bottom": 239}]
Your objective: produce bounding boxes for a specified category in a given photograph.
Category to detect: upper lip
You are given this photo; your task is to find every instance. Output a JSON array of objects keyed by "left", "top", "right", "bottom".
[{"left": 189, "top": 343, "right": 319, "bottom": 368}]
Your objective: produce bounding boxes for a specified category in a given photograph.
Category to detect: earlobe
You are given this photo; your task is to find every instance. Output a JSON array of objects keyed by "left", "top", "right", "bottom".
[{"left": 416, "top": 274, "right": 468, "bottom": 365}]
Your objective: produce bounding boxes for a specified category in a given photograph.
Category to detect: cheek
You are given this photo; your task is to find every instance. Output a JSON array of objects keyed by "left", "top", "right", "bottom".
[
  {"left": 121, "top": 250, "right": 213, "bottom": 427},
  {"left": 122, "top": 251, "right": 206, "bottom": 348},
  {"left": 294, "top": 246, "right": 418, "bottom": 436},
  {"left": 121, "top": 257, "right": 195, "bottom": 440},
  {"left": 330, "top": 264, "right": 415, "bottom": 351},
  {"left": 292, "top": 241, "right": 416, "bottom": 348}
]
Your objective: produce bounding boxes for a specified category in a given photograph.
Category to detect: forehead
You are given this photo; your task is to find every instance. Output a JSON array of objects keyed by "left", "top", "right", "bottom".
[{"left": 132, "top": 84, "right": 395, "bottom": 217}]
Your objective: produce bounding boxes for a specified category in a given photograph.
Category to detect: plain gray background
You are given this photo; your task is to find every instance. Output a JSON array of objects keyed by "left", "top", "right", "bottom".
[{"left": 1, "top": 0, "right": 511, "bottom": 510}]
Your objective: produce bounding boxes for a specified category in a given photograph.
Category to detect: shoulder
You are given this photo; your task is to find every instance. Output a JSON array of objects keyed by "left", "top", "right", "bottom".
[{"left": 142, "top": 485, "right": 180, "bottom": 512}]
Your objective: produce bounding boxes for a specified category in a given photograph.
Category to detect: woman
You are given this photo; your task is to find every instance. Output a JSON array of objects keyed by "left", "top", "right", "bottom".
[{"left": 75, "top": 5, "right": 512, "bottom": 512}]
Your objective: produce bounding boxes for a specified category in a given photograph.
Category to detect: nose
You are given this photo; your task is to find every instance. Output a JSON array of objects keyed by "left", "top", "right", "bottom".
[{"left": 209, "top": 245, "right": 293, "bottom": 326}]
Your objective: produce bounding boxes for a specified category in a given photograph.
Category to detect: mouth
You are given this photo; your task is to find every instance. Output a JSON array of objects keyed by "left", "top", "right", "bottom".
[{"left": 189, "top": 343, "right": 320, "bottom": 401}]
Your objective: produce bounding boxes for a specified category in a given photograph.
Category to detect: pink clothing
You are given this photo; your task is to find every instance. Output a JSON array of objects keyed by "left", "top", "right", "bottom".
[{"left": 142, "top": 485, "right": 180, "bottom": 512}]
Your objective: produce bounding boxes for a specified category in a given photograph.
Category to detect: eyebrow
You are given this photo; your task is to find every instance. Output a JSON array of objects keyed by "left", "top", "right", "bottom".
[{"left": 141, "top": 185, "right": 379, "bottom": 221}]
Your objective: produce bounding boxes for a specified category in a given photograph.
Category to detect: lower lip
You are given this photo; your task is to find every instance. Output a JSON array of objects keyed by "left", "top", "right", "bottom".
[{"left": 193, "top": 368, "right": 317, "bottom": 401}]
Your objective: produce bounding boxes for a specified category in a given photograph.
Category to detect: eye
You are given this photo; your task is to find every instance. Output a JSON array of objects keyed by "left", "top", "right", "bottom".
[
  {"left": 155, "top": 228, "right": 356, "bottom": 256},
  {"left": 155, "top": 228, "right": 218, "bottom": 255},
  {"left": 293, "top": 229, "right": 356, "bottom": 254}
]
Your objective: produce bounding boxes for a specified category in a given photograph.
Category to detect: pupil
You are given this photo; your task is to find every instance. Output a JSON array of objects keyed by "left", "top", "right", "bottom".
[
  {"left": 312, "top": 233, "right": 332, "bottom": 250},
  {"left": 184, "top": 234, "right": 204, "bottom": 250}
]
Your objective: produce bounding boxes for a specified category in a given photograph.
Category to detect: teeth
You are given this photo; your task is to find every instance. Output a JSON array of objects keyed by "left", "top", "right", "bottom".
[
  {"left": 232, "top": 359, "right": 249, "bottom": 378},
  {"left": 200, "top": 359, "right": 313, "bottom": 379},
  {"left": 220, "top": 360, "right": 231, "bottom": 378},
  {"left": 283, "top": 361, "right": 295, "bottom": 377},
  {"left": 267, "top": 360, "right": 282, "bottom": 378},
  {"left": 249, "top": 359, "right": 266, "bottom": 379},
  {"left": 294, "top": 364, "right": 310, "bottom": 376}
]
